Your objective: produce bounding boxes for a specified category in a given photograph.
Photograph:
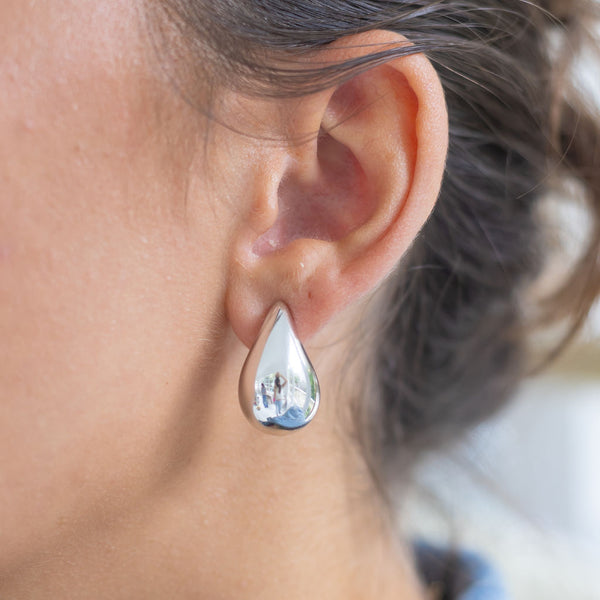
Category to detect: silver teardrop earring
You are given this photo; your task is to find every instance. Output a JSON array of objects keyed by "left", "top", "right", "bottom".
[{"left": 239, "top": 302, "right": 320, "bottom": 434}]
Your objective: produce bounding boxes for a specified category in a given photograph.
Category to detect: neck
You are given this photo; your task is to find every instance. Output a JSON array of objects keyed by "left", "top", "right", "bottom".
[{"left": 3, "top": 336, "right": 424, "bottom": 600}]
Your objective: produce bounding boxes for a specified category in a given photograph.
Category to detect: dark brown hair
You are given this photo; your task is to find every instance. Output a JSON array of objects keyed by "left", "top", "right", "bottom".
[{"left": 149, "top": 0, "right": 600, "bottom": 488}]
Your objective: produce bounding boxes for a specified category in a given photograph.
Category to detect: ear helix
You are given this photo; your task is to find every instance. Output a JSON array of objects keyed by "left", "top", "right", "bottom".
[{"left": 238, "top": 302, "right": 320, "bottom": 434}]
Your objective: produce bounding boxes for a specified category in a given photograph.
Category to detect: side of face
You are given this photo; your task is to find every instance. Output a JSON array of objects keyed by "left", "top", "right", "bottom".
[
  {"left": 0, "top": 0, "right": 449, "bottom": 577},
  {"left": 0, "top": 0, "right": 233, "bottom": 568}
]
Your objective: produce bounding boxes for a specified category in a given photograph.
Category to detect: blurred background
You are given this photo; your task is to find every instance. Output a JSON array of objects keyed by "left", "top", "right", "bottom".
[
  {"left": 404, "top": 308, "right": 600, "bottom": 600},
  {"left": 403, "top": 27, "right": 600, "bottom": 600}
]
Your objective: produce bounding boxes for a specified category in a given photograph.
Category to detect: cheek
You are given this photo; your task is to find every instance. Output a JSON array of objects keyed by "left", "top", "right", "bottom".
[{"left": 0, "top": 1, "right": 225, "bottom": 570}]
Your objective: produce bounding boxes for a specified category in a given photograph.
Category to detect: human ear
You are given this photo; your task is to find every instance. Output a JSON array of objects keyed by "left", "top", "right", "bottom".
[{"left": 225, "top": 30, "right": 448, "bottom": 347}]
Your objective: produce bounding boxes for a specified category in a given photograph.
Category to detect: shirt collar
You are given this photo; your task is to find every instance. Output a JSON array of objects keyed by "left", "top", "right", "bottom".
[{"left": 414, "top": 541, "right": 510, "bottom": 600}]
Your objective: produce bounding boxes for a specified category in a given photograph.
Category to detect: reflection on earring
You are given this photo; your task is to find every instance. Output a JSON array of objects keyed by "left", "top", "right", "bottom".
[{"left": 239, "top": 302, "right": 320, "bottom": 434}]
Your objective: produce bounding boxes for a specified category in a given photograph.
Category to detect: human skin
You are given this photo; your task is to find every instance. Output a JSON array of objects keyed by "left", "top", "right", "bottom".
[{"left": 0, "top": 1, "right": 447, "bottom": 598}]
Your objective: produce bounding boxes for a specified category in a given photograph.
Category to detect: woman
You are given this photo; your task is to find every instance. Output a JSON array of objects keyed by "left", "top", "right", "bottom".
[
  {"left": 1, "top": 0, "right": 599, "bottom": 598},
  {"left": 272, "top": 373, "right": 287, "bottom": 416}
]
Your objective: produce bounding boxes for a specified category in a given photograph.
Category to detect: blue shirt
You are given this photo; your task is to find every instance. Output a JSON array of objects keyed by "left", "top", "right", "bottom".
[{"left": 415, "top": 542, "right": 509, "bottom": 600}]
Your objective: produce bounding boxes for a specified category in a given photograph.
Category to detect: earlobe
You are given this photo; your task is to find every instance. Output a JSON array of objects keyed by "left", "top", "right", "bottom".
[{"left": 225, "top": 30, "right": 448, "bottom": 348}]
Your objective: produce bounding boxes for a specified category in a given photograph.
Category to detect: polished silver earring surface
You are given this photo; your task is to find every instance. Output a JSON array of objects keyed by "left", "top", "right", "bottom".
[{"left": 239, "top": 302, "right": 320, "bottom": 434}]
